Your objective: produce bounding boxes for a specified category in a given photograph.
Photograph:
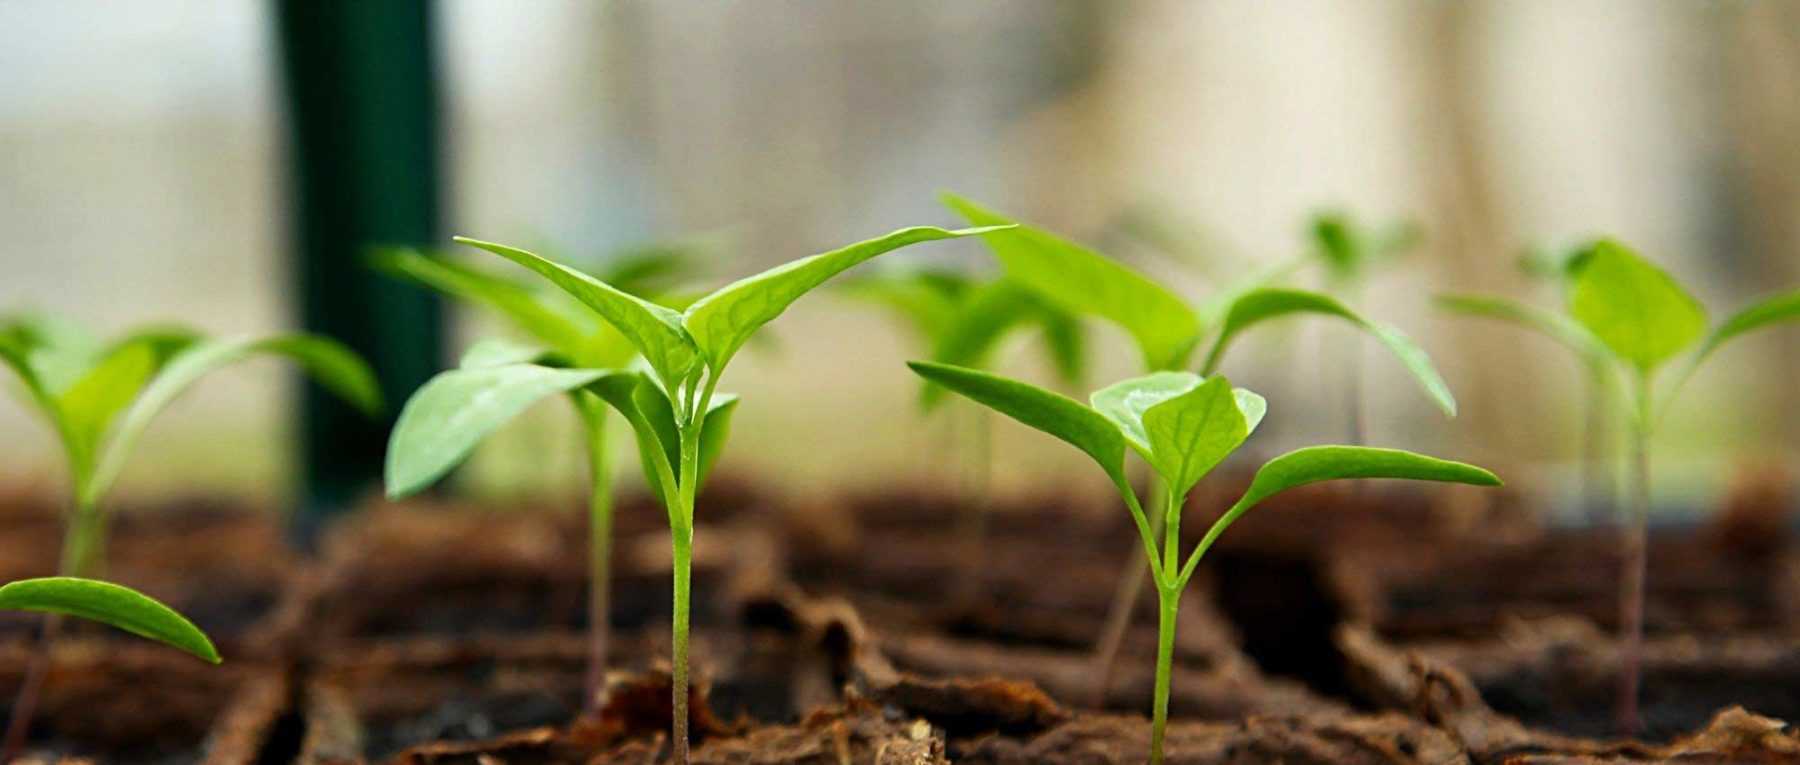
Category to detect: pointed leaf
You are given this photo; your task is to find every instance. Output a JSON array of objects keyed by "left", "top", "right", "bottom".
[
  {"left": 1568, "top": 240, "right": 1706, "bottom": 374},
  {"left": 0, "top": 329, "right": 64, "bottom": 435},
  {"left": 1435, "top": 294, "right": 1609, "bottom": 371},
  {"left": 56, "top": 342, "right": 159, "bottom": 480},
  {"left": 944, "top": 194, "right": 1201, "bottom": 371},
  {"left": 907, "top": 361, "right": 1127, "bottom": 485},
  {"left": 386, "top": 364, "right": 622, "bottom": 498},
  {"left": 1204, "top": 288, "right": 1457, "bottom": 416},
  {"left": 459, "top": 338, "right": 555, "bottom": 369},
  {"left": 1693, "top": 289, "right": 1800, "bottom": 367},
  {"left": 684, "top": 226, "right": 1001, "bottom": 373},
  {"left": 1142, "top": 377, "right": 1253, "bottom": 495},
  {"left": 458, "top": 237, "right": 699, "bottom": 391},
  {"left": 1236, "top": 445, "right": 1501, "bottom": 512},
  {"left": 919, "top": 281, "right": 1043, "bottom": 408},
  {"left": 86, "top": 335, "right": 381, "bottom": 506},
  {"left": 0, "top": 577, "right": 219, "bottom": 663}
]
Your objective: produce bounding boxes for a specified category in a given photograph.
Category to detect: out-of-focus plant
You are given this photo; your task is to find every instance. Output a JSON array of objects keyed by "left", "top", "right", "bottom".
[
  {"left": 388, "top": 225, "right": 997, "bottom": 764},
  {"left": 1307, "top": 211, "right": 1424, "bottom": 444},
  {"left": 1447, "top": 239, "right": 1800, "bottom": 733},
  {"left": 939, "top": 195, "right": 1459, "bottom": 700},
  {"left": 0, "top": 316, "right": 376, "bottom": 755},
  {"left": 911, "top": 361, "right": 1498, "bottom": 764},
  {"left": 375, "top": 243, "right": 704, "bottom": 711}
]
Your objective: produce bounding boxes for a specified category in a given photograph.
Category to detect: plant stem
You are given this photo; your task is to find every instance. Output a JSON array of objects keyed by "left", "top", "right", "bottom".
[
  {"left": 1149, "top": 487, "right": 1183, "bottom": 765},
  {"left": 1090, "top": 477, "right": 1166, "bottom": 707},
  {"left": 1615, "top": 372, "right": 1653, "bottom": 735},
  {"left": 580, "top": 404, "right": 614, "bottom": 715},
  {"left": 4, "top": 495, "right": 100, "bottom": 760},
  {"left": 670, "top": 521, "right": 693, "bottom": 764}
]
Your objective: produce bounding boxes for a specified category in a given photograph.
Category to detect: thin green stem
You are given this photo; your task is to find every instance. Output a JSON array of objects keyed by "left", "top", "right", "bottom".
[
  {"left": 580, "top": 405, "right": 614, "bottom": 714},
  {"left": 1090, "top": 477, "right": 1164, "bottom": 707},
  {"left": 1616, "top": 370, "right": 1653, "bottom": 734},
  {"left": 1150, "top": 589, "right": 1178, "bottom": 765},
  {"left": 670, "top": 520, "right": 694, "bottom": 765}
]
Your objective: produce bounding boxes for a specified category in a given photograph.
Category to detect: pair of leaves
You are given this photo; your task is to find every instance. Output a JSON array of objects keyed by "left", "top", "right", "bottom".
[
  {"left": 462, "top": 226, "right": 1002, "bottom": 399},
  {"left": 385, "top": 346, "right": 736, "bottom": 514},
  {"left": 907, "top": 361, "right": 1500, "bottom": 585},
  {"left": 0, "top": 577, "right": 219, "bottom": 664},
  {"left": 0, "top": 319, "right": 380, "bottom": 508}
]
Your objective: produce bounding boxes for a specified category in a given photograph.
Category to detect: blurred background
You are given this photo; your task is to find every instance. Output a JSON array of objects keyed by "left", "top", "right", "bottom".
[{"left": 1, "top": 1, "right": 1796, "bottom": 523}]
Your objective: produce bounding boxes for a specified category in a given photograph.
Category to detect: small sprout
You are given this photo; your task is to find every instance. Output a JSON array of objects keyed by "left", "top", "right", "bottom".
[
  {"left": 0, "top": 577, "right": 219, "bottom": 664},
  {"left": 426, "top": 224, "right": 999, "bottom": 764},
  {"left": 1442, "top": 238, "right": 1800, "bottom": 733},
  {"left": 909, "top": 361, "right": 1498, "bottom": 764},
  {"left": 376, "top": 243, "right": 700, "bottom": 711}
]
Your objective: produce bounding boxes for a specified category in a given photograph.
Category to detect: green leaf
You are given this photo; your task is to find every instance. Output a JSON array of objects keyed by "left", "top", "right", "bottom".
[
  {"left": 1238, "top": 446, "right": 1500, "bottom": 512},
  {"left": 85, "top": 335, "right": 381, "bottom": 507},
  {"left": 56, "top": 341, "right": 159, "bottom": 481},
  {"left": 909, "top": 361, "right": 1127, "bottom": 486},
  {"left": 372, "top": 248, "right": 598, "bottom": 359},
  {"left": 1692, "top": 289, "right": 1800, "bottom": 368},
  {"left": 1176, "top": 446, "right": 1500, "bottom": 587},
  {"left": 944, "top": 193, "right": 1202, "bottom": 371},
  {"left": 458, "top": 237, "right": 700, "bottom": 391},
  {"left": 0, "top": 577, "right": 219, "bottom": 663},
  {"left": 1203, "top": 288, "right": 1457, "bottom": 416},
  {"left": 591, "top": 373, "right": 737, "bottom": 508},
  {"left": 386, "top": 364, "right": 622, "bottom": 498},
  {"left": 1090, "top": 371, "right": 1203, "bottom": 458},
  {"left": 1568, "top": 239, "right": 1706, "bottom": 374},
  {"left": 1142, "top": 377, "right": 1255, "bottom": 495},
  {"left": 1311, "top": 213, "right": 1359, "bottom": 275},
  {"left": 1435, "top": 294, "right": 1610, "bottom": 373},
  {"left": 0, "top": 328, "right": 65, "bottom": 438},
  {"left": 683, "top": 225, "right": 1001, "bottom": 374}
]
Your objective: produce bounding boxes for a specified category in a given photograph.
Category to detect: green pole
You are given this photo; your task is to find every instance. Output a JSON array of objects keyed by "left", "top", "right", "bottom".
[{"left": 274, "top": 0, "right": 444, "bottom": 545}]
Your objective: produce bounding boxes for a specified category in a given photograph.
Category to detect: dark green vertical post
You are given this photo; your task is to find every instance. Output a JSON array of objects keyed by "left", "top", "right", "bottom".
[{"left": 274, "top": 0, "right": 445, "bottom": 545}]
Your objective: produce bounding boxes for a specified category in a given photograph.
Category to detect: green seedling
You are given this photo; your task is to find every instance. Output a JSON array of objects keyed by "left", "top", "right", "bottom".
[
  {"left": 1440, "top": 243, "right": 1617, "bottom": 523},
  {"left": 0, "top": 577, "right": 218, "bottom": 664},
  {"left": 940, "top": 194, "right": 1459, "bottom": 700},
  {"left": 386, "top": 225, "right": 998, "bottom": 764},
  {"left": 0, "top": 316, "right": 376, "bottom": 756},
  {"left": 1446, "top": 238, "right": 1800, "bottom": 733},
  {"left": 1309, "top": 210, "right": 1424, "bottom": 444},
  {"left": 375, "top": 243, "right": 703, "bottom": 710},
  {"left": 910, "top": 361, "right": 1498, "bottom": 764},
  {"left": 839, "top": 268, "right": 1085, "bottom": 601}
]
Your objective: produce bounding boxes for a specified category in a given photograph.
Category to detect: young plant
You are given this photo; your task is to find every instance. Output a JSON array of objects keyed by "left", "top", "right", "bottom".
[
  {"left": 1439, "top": 246, "right": 1618, "bottom": 523},
  {"left": 839, "top": 268, "right": 1085, "bottom": 601},
  {"left": 1309, "top": 211, "right": 1424, "bottom": 444},
  {"left": 909, "top": 361, "right": 1498, "bottom": 763},
  {"left": 1448, "top": 239, "right": 1800, "bottom": 732},
  {"left": 385, "top": 224, "right": 998, "bottom": 764},
  {"left": 376, "top": 244, "right": 700, "bottom": 710},
  {"left": 939, "top": 194, "right": 1459, "bottom": 699},
  {"left": 0, "top": 316, "right": 376, "bottom": 755}
]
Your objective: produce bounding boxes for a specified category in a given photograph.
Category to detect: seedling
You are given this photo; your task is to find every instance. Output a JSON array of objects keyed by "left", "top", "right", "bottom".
[
  {"left": 940, "top": 195, "right": 1460, "bottom": 698},
  {"left": 1445, "top": 239, "right": 1800, "bottom": 732},
  {"left": 1439, "top": 245, "right": 1617, "bottom": 523},
  {"left": 910, "top": 362, "right": 1498, "bottom": 763},
  {"left": 0, "top": 316, "right": 376, "bottom": 755},
  {"left": 386, "top": 225, "right": 998, "bottom": 763},
  {"left": 1309, "top": 211, "right": 1424, "bottom": 444},
  {"left": 376, "top": 244, "right": 704, "bottom": 709}
]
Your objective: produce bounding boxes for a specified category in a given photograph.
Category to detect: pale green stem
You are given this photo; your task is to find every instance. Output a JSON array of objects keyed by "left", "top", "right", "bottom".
[
  {"left": 580, "top": 405, "right": 614, "bottom": 714},
  {"left": 1149, "top": 487, "right": 1183, "bottom": 765},
  {"left": 1616, "top": 370, "right": 1653, "bottom": 734},
  {"left": 668, "top": 376, "right": 710, "bottom": 765}
]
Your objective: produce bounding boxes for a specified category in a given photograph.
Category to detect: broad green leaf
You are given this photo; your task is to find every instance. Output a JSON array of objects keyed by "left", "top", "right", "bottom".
[
  {"left": 1203, "top": 288, "right": 1457, "bottom": 416},
  {"left": 1435, "top": 294, "right": 1609, "bottom": 372},
  {"left": 372, "top": 248, "right": 597, "bottom": 358},
  {"left": 0, "top": 577, "right": 219, "bottom": 663},
  {"left": 459, "top": 338, "right": 555, "bottom": 369},
  {"left": 1692, "top": 289, "right": 1800, "bottom": 368},
  {"left": 1177, "top": 446, "right": 1500, "bottom": 588},
  {"left": 86, "top": 335, "right": 381, "bottom": 506},
  {"left": 1142, "top": 377, "right": 1253, "bottom": 495},
  {"left": 907, "top": 361, "right": 1127, "bottom": 486},
  {"left": 385, "top": 364, "right": 621, "bottom": 498},
  {"left": 944, "top": 194, "right": 1202, "bottom": 371},
  {"left": 1090, "top": 372, "right": 1202, "bottom": 458},
  {"left": 458, "top": 237, "right": 699, "bottom": 391},
  {"left": 56, "top": 342, "right": 159, "bottom": 480},
  {"left": 1236, "top": 445, "right": 1500, "bottom": 513},
  {"left": 683, "top": 226, "right": 1001, "bottom": 373},
  {"left": 1568, "top": 240, "right": 1706, "bottom": 373}
]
